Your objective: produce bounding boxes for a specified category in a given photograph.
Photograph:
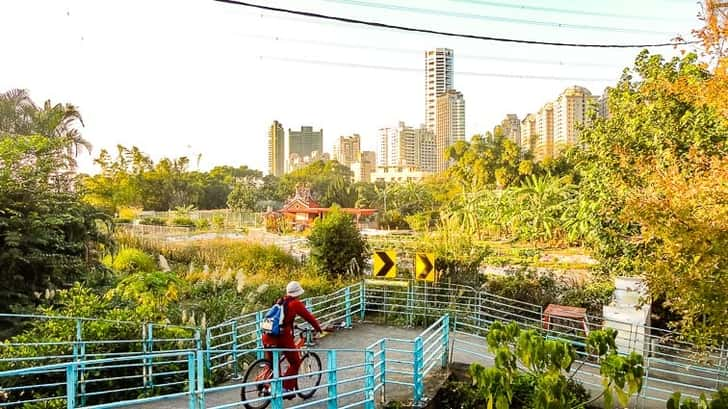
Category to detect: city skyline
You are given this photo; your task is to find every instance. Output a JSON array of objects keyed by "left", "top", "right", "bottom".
[{"left": 0, "top": 0, "right": 699, "bottom": 175}]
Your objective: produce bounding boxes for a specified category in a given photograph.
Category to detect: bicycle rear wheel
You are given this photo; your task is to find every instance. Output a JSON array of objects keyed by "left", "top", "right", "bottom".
[
  {"left": 241, "top": 358, "right": 274, "bottom": 409},
  {"left": 297, "top": 352, "right": 322, "bottom": 399}
]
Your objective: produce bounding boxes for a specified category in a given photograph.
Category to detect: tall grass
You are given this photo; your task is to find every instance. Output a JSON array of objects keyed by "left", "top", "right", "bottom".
[{"left": 114, "top": 232, "right": 348, "bottom": 323}]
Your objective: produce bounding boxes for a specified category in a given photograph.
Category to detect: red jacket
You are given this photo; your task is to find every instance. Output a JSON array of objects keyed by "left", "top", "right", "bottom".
[{"left": 275, "top": 296, "right": 322, "bottom": 338}]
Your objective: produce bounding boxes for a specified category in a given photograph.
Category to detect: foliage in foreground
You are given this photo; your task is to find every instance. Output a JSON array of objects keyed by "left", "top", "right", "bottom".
[
  {"left": 0, "top": 90, "right": 110, "bottom": 316},
  {"left": 469, "top": 322, "right": 643, "bottom": 409},
  {"left": 668, "top": 388, "right": 728, "bottom": 409}
]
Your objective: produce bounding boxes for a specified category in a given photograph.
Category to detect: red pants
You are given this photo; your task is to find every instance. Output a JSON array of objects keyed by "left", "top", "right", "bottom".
[{"left": 262, "top": 333, "right": 301, "bottom": 391}]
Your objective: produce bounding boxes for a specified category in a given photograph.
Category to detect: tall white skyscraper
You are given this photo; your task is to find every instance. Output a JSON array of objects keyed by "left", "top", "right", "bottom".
[{"left": 425, "top": 48, "right": 454, "bottom": 134}]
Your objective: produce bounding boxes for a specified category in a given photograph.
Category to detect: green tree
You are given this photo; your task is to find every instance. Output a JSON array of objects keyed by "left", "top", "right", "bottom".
[
  {"left": 576, "top": 51, "right": 728, "bottom": 340},
  {"left": 278, "top": 160, "right": 354, "bottom": 206},
  {"left": 0, "top": 90, "right": 110, "bottom": 313},
  {"left": 512, "top": 174, "right": 575, "bottom": 244},
  {"left": 447, "top": 131, "right": 534, "bottom": 192},
  {"left": 227, "top": 180, "right": 259, "bottom": 211},
  {"left": 308, "top": 206, "right": 367, "bottom": 277},
  {"left": 0, "top": 89, "right": 91, "bottom": 164}
]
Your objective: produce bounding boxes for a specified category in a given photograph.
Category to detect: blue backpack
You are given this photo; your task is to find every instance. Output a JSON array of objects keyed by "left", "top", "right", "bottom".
[{"left": 261, "top": 298, "right": 288, "bottom": 336}]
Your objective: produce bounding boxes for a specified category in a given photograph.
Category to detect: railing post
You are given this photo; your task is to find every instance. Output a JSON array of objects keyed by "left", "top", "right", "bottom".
[
  {"left": 271, "top": 350, "right": 283, "bottom": 409},
  {"left": 255, "top": 312, "right": 264, "bottom": 360},
  {"left": 146, "top": 323, "right": 154, "bottom": 387},
  {"left": 74, "top": 320, "right": 86, "bottom": 406},
  {"left": 196, "top": 349, "right": 206, "bottom": 409},
  {"left": 380, "top": 339, "right": 387, "bottom": 404},
  {"left": 359, "top": 281, "right": 366, "bottom": 321},
  {"left": 640, "top": 356, "right": 651, "bottom": 409},
  {"left": 204, "top": 328, "right": 212, "bottom": 372},
  {"left": 407, "top": 281, "right": 415, "bottom": 327},
  {"left": 344, "top": 287, "right": 352, "bottom": 328},
  {"left": 142, "top": 324, "right": 149, "bottom": 388},
  {"left": 187, "top": 352, "right": 196, "bottom": 409},
  {"left": 66, "top": 364, "right": 77, "bottom": 409},
  {"left": 442, "top": 315, "right": 450, "bottom": 369},
  {"left": 231, "top": 321, "right": 239, "bottom": 378},
  {"left": 364, "top": 349, "right": 376, "bottom": 409},
  {"left": 413, "top": 336, "right": 424, "bottom": 404},
  {"left": 327, "top": 350, "right": 337, "bottom": 409}
]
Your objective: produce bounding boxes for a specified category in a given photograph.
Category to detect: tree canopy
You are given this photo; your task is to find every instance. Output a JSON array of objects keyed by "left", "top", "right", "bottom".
[{"left": 0, "top": 90, "right": 109, "bottom": 313}]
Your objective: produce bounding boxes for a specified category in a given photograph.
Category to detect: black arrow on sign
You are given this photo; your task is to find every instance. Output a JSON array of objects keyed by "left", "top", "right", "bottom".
[
  {"left": 375, "top": 251, "right": 394, "bottom": 277},
  {"left": 417, "top": 254, "right": 433, "bottom": 279}
]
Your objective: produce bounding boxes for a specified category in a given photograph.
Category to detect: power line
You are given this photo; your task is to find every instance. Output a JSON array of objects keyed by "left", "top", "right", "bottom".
[
  {"left": 259, "top": 56, "right": 615, "bottom": 81},
  {"left": 320, "top": 0, "right": 674, "bottom": 35},
  {"left": 449, "top": 0, "right": 686, "bottom": 23},
  {"left": 215, "top": 0, "right": 697, "bottom": 48},
  {"left": 235, "top": 33, "right": 617, "bottom": 67}
]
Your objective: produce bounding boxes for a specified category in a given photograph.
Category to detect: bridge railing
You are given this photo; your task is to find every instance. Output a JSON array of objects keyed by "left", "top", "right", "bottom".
[
  {"left": 0, "top": 313, "right": 198, "bottom": 407},
  {"left": 3, "top": 278, "right": 728, "bottom": 407},
  {"left": 0, "top": 351, "right": 197, "bottom": 409},
  {"left": 199, "top": 347, "right": 379, "bottom": 409}
]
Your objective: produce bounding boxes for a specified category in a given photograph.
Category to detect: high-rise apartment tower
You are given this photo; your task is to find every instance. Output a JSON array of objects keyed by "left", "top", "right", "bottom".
[{"left": 268, "top": 120, "right": 285, "bottom": 176}]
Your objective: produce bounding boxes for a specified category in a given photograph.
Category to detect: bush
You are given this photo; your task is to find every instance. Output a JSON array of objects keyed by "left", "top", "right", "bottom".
[
  {"left": 169, "top": 217, "right": 195, "bottom": 227},
  {"left": 212, "top": 214, "right": 226, "bottom": 230},
  {"left": 430, "top": 373, "right": 591, "bottom": 409},
  {"left": 113, "top": 217, "right": 133, "bottom": 224},
  {"left": 117, "top": 206, "right": 143, "bottom": 220},
  {"left": 308, "top": 206, "right": 367, "bottom": 277},
  {"left": 139, "top": 217, "right": 166, "bottom": 226},
  {"left": 195, "top": 219, "right": 211, "bottom": 230},
  {"left": 103, "top": 248, "right": 156, "bottom": 274},
  {"left": 483, "top": 270, "right": 614, "bottom": 315}
]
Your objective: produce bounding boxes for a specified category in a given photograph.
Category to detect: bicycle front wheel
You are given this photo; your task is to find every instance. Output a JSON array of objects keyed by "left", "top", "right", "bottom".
[
  {"left": 297, "top": 352, "right": 322, "bottom": 399},
  {"left": 241, "top": 358, "right": 274, "bottom": 409}
]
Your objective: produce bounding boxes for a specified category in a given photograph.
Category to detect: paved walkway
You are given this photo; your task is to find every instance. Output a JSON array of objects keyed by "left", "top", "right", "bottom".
[
  {"left": 130, "top": 323, "right": 424, "bottom": 409},
  {"left": 126, "top": 324, "right": 717, "bottom": 409}
]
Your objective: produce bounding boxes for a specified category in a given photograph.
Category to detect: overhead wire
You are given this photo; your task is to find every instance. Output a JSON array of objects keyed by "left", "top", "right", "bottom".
[
  {"left": 235, "top": 33, "right": 617, "bottom": 67},
  {"left": 214, "top": 0, "right": 698, "bottom": 48},
  {"left": 259, "top": 56, "right": 615, "bottom": 82},
  {"left": 319, "top": 0, "right": 675, "bottom": 35},
  {"left": 448, "top": 0, "right": 686, "bottom": 22}
]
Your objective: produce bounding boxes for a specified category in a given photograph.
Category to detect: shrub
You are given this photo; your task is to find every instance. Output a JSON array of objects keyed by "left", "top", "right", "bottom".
[
  {"left": 212, "top": 214, "right": 226, "bottom": 230},
  {"left": 483, "top": 270, "right": 614, "bottom": 315},
  {"left": 103, "top": 248, "right": 156, "bottom": 274},
  {"left": 169, "top": 217, "right": 195, "bottom": 227},
  {"left": 117, "top": 206, "right": 143, "bottom": 220},
  {"left": 0, "top": 285, "right": 195, "bottom": 405},
  {"left": 195, "top": 219, "right": 211, "bottom": 230},
  {"left": 308, "top": 206, "right": 367, "bottom": 277},
  {"left": 139, "top": 217, "right": 166, "bottom": 226}
]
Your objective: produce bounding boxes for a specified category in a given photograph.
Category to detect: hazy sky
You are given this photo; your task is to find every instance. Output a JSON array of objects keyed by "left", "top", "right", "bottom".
[{"left": 0, "top": 0, "right": 700, "bottom": 174}]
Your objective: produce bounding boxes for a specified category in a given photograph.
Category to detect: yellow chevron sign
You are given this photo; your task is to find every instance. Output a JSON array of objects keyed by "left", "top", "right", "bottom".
[
  {"left": 415, "top": 253, "right": 437, "bottom": 282},
  {"left": 372, "top": 250, "right": 397, "bottom": 278}
]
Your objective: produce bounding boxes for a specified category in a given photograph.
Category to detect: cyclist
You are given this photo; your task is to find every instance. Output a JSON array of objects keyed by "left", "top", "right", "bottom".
[{"left": 262, "top": 281, "right": 322, "bottom": 397}]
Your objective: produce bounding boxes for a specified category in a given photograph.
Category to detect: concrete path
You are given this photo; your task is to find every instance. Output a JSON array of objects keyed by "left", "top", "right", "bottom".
[{"left": 129, "top": 323, "right": 423, "bottom": 409}]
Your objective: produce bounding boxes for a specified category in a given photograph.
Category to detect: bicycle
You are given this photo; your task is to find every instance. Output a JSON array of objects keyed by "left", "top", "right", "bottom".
[{"left": 240, "top": 325, "right": 323, "bottom": 409}]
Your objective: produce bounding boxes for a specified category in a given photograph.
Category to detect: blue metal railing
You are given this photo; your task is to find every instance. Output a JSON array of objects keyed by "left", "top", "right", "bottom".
[
  {"left": 2, "top": 278, "right": 727, "bottom": 408},
  {"left": 0, "top": 351, "right": 197, "bottom": 409}
]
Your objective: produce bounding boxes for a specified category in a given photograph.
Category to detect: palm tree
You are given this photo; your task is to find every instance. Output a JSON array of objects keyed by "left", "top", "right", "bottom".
[{"left": 0, "top": 88, "right": 90, "bottom": 165}]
